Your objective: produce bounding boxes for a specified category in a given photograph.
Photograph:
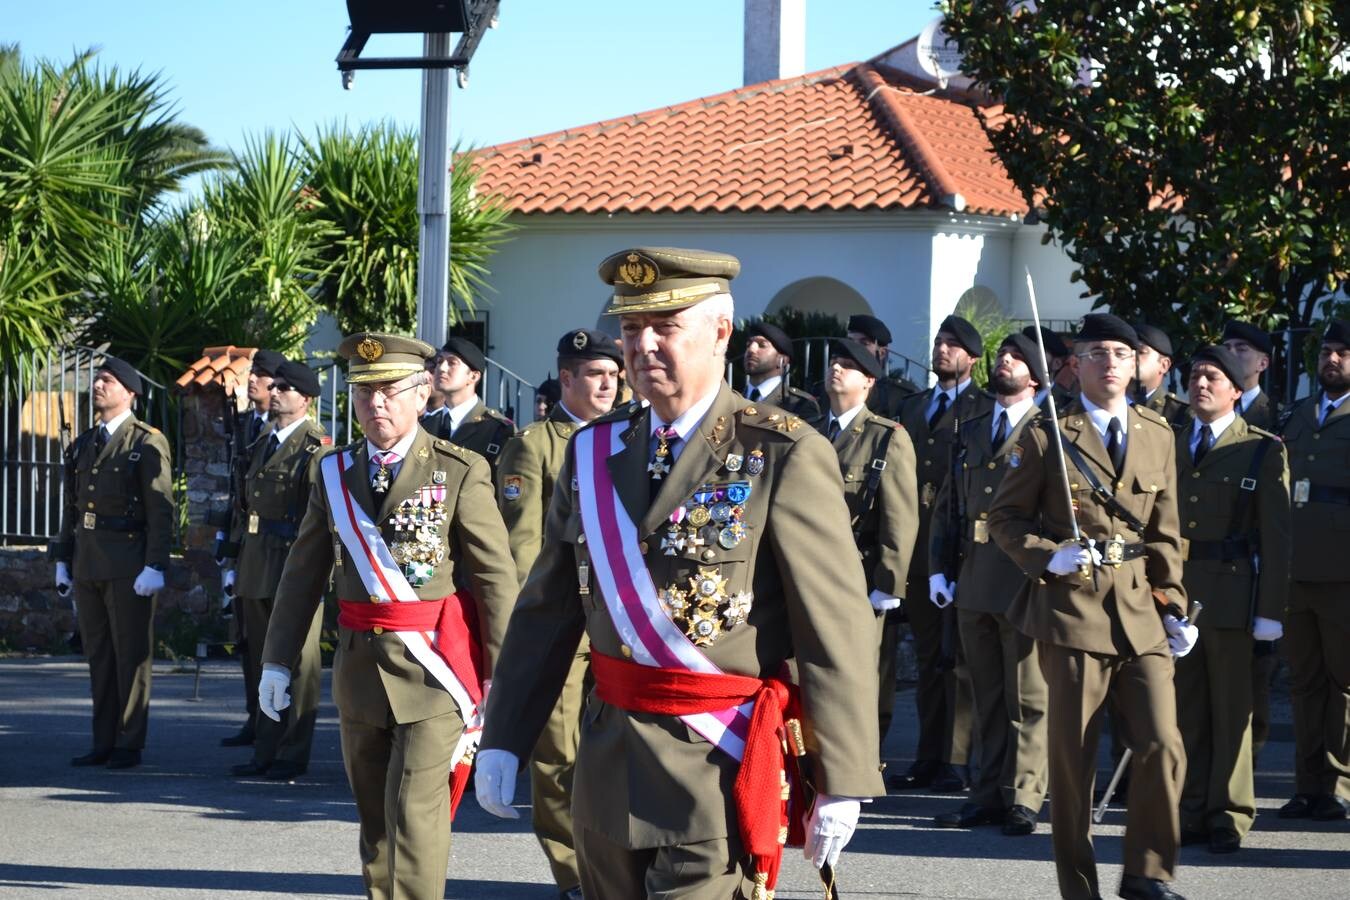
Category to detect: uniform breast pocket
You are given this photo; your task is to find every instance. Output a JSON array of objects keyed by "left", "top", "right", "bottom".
[{"left": 1130, "top": 471, "right": 1165, "bottom": 520}]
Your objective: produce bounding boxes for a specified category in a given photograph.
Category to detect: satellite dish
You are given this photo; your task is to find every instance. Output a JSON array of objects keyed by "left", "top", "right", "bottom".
[{"left": 916, "top": 17, "right": 965, "bottom": 86}]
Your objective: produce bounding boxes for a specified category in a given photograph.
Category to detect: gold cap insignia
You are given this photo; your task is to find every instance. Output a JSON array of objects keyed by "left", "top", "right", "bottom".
[
  {"left": 620, "top": 252, "right": 658, "bottom": 288},
  {"left": 357, "top": 339, "right": 384, "bottom": 362},
  {"left": 572, "top": 331, "right": 589, "bottom": 350}
]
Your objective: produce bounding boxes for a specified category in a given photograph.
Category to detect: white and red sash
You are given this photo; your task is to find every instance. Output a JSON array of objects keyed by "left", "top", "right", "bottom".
[
  {"left": 574, "top": 420, "right": 754, "bottom": 761},
  {"left": 321, "top": 449, "right": 482, "bottom": 763}
]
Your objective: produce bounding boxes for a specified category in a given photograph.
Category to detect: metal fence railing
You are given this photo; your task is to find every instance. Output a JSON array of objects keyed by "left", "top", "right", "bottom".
[{"left": 482, "top": 358, "right": 537, "bottom": 426}]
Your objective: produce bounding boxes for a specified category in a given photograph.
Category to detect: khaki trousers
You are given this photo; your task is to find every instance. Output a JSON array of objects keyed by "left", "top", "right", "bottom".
[
  {"left": 1039, "top": 641, "right": 1184, "bottom": 900},
  {"left": 243, "top": 595, "right": 323, "bottom": 768},
  {"left": 340, "top": 711, "right": 459, "bottom": 900},
  {"left": 575, "top": 825, "right": 754, "bottom": 899},
  {"left": 1175, "top": 626, "right": 1256, "bottom": 836},
  {"left": 906, "top": 574, "right": 974, "bottom": 766},
  {"left": 74, "top": 577, "right": 154, "bottom": 752},
  {"left": 1284, "top": 581, "right": 1350, "bottom": 798},
  {"left": 530, "top": 647, "right": 589, "bottom": 892},
  {"left": 876, "top": 608, "right": 903, "bottom": 746},
  {"left": 959, "top": 608, "right": 1048, "bottom": 811}
]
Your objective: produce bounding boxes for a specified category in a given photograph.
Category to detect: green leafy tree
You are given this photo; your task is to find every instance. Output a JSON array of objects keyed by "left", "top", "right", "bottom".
[{"left": 942, "top": 0, "right": 1349, "bottom": 397}]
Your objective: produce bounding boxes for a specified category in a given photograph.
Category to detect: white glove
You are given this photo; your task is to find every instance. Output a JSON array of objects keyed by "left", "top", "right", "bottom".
[
  {"left": 803, "top": 794, "right": 860, "bottom": 869},
  {"left": 258, "top": 664, "right": 292, "bottom": 722},
  {"left": 928, "top": 574, "right": 955, "bottom": 609},
  {"left": 1163, "top": 614, "right": 1199, "bottom": 658},
  {"left": 1046, "top": 541, "right": 1102, "bottom": 576},
  {"left": 221, "top": 569, "right": 236, "bottom": 607},
  {"left": 132, "top": 565, "right": 165, "bottom": 597},
  {"left": 474, "top": 748, "right": 521, "bottom": 819},
  {"left": 214, "top": 530, "right": 229, "bottom": 568},
  {"left": 55, "top": 561, "right": 73, "bottom": 597},
  {"left": 1252, "top": 616, "right": 1283, "bottom": 642},
  {"left": 868, "top": 589, "right": 901, "bottom": 612}
]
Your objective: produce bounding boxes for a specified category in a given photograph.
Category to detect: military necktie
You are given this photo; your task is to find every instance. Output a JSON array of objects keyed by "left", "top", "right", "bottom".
[
  {"left": 826, "top": 418, "right": 841, "bottom": 442},
  {"left": 649, "top": 426, "right": 679, "bottom": 500},
  {"left": 1106, "top": 417, "right": 1125, "bottom": 475},
  {"left": 1193, "top": 424, "right": 1213, "bottom": 465},
  {"left": 371, "top": 450, "right": 401, "bottom": 499},
  {"left": 248, "top": 414, "right": 263, "bottom": 445},
  {"left": 261, "top": 433, "right": 281, "bottom": 466},
  {"left": 992, "top": 411, "right": 1008, "bottom": 453},
  {"left": 93, "top": 425, "right": 109, "bottom": 456},
  {"left": 747, "top": 386, "right": 761, "bottom": 402},
  {"left": 928, "top": 391, "right": 949, "bottom": 431}
]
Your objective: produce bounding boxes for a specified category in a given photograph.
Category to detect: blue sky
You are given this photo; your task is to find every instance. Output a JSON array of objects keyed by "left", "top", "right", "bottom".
[{"left": 10, "top": 1, "right": 937, "bottom": 154}]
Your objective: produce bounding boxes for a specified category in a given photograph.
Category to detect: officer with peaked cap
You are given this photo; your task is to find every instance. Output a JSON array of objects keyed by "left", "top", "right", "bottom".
[
  {"left": 221, "top": 360, "right": 331, "bottom": 782},
  {"left": 889, "top": 314, "right": 992, "bottom": 792},
  {"left": 259, "top": 333, "right": 518, "bottom": 899},
  {"left": 989, "top": 313, "right": 1191, "bottom": 900},
  {"left": 424, "top": 336, "right": 516, "bottom": 475},
  {"left": 742, "top": 319, "right": 820, "bottom": 420},
  {"left": 1278, "top": 319, "right": 1350, "bottom": 823},
  {"left": 53, "top": 356, "right": 173, "bottom": 770},
  {"left": 1133, "top": 323, "right": 1190, "bottom": 426},
  {"left": 476, "top": 247, "right": 882, "bottom": 899},
  {"left": 496, "top": 327, "right": 622, "bottom": 900}
]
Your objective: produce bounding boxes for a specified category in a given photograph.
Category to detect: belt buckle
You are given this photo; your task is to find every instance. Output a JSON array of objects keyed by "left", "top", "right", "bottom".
[
  {"left": 247, "top": 512, "right": 259, "bottom": 535},
  {"left": 82, "top": 512, "right": 97, "bottom": 530},
  {"left": 972, "top": 519, "right": 989, "bottom": 544},
  {"left": 1103, "top": 536, "right": 1125, "bottom": 566}
]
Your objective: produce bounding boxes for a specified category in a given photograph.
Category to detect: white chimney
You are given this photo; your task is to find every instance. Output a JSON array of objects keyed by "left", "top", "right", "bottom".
[{"left": 743, "top": 0, "right": 806, "bottom": 86}]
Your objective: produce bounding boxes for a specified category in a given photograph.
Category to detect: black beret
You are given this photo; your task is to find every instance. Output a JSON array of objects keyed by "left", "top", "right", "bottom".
[
  {"left": 745, "top": 320, "right": 793, "bottom": 359},
  {"left": 1189, "top": 345, "right": 1244, "bottom": 389},
  {"left": 846, "top": 314, "right": 892, "bottom": 346},
  {"left": 997, "top": 333, "right": 1048, "bottom": 388},
  {"left": 1076, "top": 313, "right": 1140, "bottom": 350},
  {"left": 441, "top": 337, "right": 486, "bottom": 373},
  {"left": 1022, "top": 325, "right": 1069, "bottom": 359},
  {"left": 97, "top": 357, "right": 143, "bottom": 395},
  {"left": 828, "top": 338, "right": 887, "bottom": 380},
  {"left": 1133, "top": 322, "right": 1173, "bottom": 358},
  {"left": 1221, "top": 320, "right": 1272, "bottom": 356},
  {"left": 939, "top": 315, "right": 983, "bottom": 358},
  {"left": 250, "top": 349, "right": 287, "bottom": 377},
  {"left": 1323, "top": 319, "right": 1350, "bottom": 346},
  {"left": 275, "top": 360, "right": 321, "bottom": 397},
  {"left": 557, "top": 329, "right": 622, "bottom": 365},
  {"left": 535, "top": 377, "right": 561, "bottom": 404}
]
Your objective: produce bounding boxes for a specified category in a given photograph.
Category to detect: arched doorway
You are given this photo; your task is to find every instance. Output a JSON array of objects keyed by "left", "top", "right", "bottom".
[{"left": 764, "top": 277, "right": 872, "bottom": 320}]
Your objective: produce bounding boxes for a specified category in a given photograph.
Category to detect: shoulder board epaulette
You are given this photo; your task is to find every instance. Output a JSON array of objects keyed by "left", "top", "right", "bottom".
[
  {"left": 865, "top": 413, "right": 902, "bottom": 431},
  {"left": 1168, "top": 393, "right": 1189, "bottom": 407},
  {"left": 1248, "top": 424, "right": 1281, "bottom": 442},
  {"left": 587, "top": 400, "right": 643, "bottom": 428},
  {"left": 1133, "top": 405, "right": 1170, "bottom": 429},
  {"left": 131, "top": 420, "right": 160, "bottom": 435},
  {"left": 738, "top": 404, "right": 811, "bottom": 439},
  {"left": 434, "top": 437, "right": 481, "bottom": 466},
  {"left": 483, "top": 407, "right": 514, "bottom": 426},
  {"left": 518, "top": 427, "right": 533, "bottom": 439}
]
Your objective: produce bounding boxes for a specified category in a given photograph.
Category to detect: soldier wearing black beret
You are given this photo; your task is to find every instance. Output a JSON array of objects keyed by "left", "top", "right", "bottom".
[
  {"left": 742, "top": 319, "right": 820, "bottom": 421},
  {"left": 845, "top": 314, "right": 910, "bottom": 418},
  {"left": 1132, "top": 323, "right": 1190, "bottom": 426},
  {"left": 1220, "top": 321, "right": 1279, "bottom": 431},
  {"left": 423, "top": 336, "right": 515, "bottom": 475},
  {"left": 1024, "top": 325, "right": 1078, "bottom": 413}
]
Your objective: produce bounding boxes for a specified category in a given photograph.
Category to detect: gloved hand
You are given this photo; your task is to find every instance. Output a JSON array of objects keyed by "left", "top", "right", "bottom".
[
  {"left": 1252, "top": 616, "right": 1283, "bottom": 642},
  {"left": 258, "top": 664, "right": 292, "bottom": 722},
  {"left": 868, "top": 589, "right": 901, "bottom": 612},
  {"left": 55, "top": 561, "right": 72, "bottom": 597},
  {"left": 132, "top": 565, "right": 165, "bottom": 597},
  {"left": 214, "top": 531, "right": 229, "bottom": 568},
  {"left": 1046, "top": 541, "right": 1102, "bottom": 576},
  {"left": 221, "top": 569, "right": 236, "bottom": 608},
  {"left": 475, "top": 748, "right": 521, "bottom": 819},
  {"left": 803, "top": 794, "right": 860, "bottom": 869},
  {"left": 1163, "top": 614, "right": 1199, "bottom": 658},
  {"left": 928, "top": 574, "right": 955, "bottom": 609}
]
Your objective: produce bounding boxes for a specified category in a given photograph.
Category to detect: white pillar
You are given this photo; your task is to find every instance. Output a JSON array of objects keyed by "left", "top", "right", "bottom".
[
  {"left": 743, "top": 0, "right": 806, "bottom": 87},
  {"left": 416, "top": 33, "right": 452, "bottom": 346}
]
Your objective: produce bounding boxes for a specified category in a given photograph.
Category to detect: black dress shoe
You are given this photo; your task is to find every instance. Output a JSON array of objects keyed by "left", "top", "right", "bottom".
[
  {"left": 559, "top": 888, "right": 584, "bottom": 900},
  {"left": 71, "top": 749, "right": 112, "bottom": 767},
  {"left": 231, "top": 761, "right": 271, "bottom": 777},
  {"left": 930, "top": 763, "right": 969, "bottom": 793},
  {"left": 1179, "top": 828, "right": 1207, "bottom": 847},
  {"left": 935, "top": 802, "right": 1003, "bottom": 828},
  {"left": 266, "top": 761, "right": 306, "bottom": 782},
  {"left": 1118, "top": 874, "right": 1184, "bottom": 900},
  {"left": 1311, "top": 794, "right": 1349, "bottom": 821},
  {"left": 106, "top": 749, "right": 141, "bottom": 769},
  {"left": 1001, "top": 804, "right": 1037, "bottom": 835},
  {"left": 887, "top": 759, "right": 939, "bottom": 791},
  {"left": 1207, "top": 827, "right": 1240, "bottom": 854},
  {"left": 1278, "top": 793, "right": 1316, "bottom": 819},
  {"left": 220, "top": 727, "right": 255, "bottom": 748}
]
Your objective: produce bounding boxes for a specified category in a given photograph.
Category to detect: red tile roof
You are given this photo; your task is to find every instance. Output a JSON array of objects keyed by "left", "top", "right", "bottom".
[
  {"left": 473, "top": 62, "right": 1027, "bottom": 219},
  {"left": 175, "top": 346, "right": 257, "bottom": 394}
]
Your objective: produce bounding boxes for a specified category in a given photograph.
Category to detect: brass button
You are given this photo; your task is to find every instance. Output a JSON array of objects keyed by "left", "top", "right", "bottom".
[
  {"left": 744, "top": 406, "right": 757, "bottom": 415},
  {"left": 372, "top": 625, "right": 384, "bottom": 635},
  {"left": 1189, "top": 496, "right": 1199, "bottom": 503},
  {"left": 87, "top": 501, "right": 95, "bottom": 509},
  {"left": 577, "top": 534, "right": 586, "bottom": 544},
  {"left": 927, "top": 438, "right": 935, "bottom": 446},
  {"left": 87, "top": 486, "right": 95, "bottom": 491},
  {"left": 845, "top": 473, "right": 854, "bottom": 481},
  {"left": 984, "top": 486, "right": 993, "bottom": 494},
  {"left": 91, "top": 468, "right": 99, "bottom": 475},
  {"left": 638, "top": 541, "right": 648, "bottom": 555},
  {"left": 702, "top": 549, "right": 716, "bottom": 561},
  {"left": 1149, "top": 484, "right": 1157, "bottom": 491},
  {"left": 369, "top": 594, "right": 379, "bottom": 603},
  {"left": 1307, "top": 455, "right": 1316, "bottom": 461},
  {"left": 1313, "top": 433, "right": 1320, "bottom": 440},
  {"left": 620, "top": 644, "right": 632, "bottom": 658},
  {"left": 1188, "top": 520, "right": 1197, "bottom": 528},
  {"left": 979, "top": 512, "right": 988, "bottom": 520},
  {"left": 923, "top": 460, "right": 932, "bottom": 467},
  {"left": 1191, "top": 471, "right": 1200, "bottom": 479},
  {"left": 987, "top": 462, "right": 996, "bottom": 470}
]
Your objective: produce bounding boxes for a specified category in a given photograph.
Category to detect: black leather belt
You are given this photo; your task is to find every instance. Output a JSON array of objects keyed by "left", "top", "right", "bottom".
[
  {"left": 1308, "top": 484, "right": 1350, "bottom": 505},
  {"left": 1185, "top": 536, "right": 1254, "bottom": 562},
  {"left": 82, "top": 513, "right": 144, "bottom": 532},
  {"left": 1099, "top": 539, "right": 1145, "bottom": 566},
  {"left": 256, "top": 518, "right": 299, "bottom": 540}
]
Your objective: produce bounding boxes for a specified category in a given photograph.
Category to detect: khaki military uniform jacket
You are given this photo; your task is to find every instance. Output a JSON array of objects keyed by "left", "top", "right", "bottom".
[
  {"left": 261, "top": 430, "right": 517, "bottom": 727},
  {"left": 430, "top": 399, "right": 516, "bottom": 474},
  {"left": 988, "top": 405, "right": 1188, "bottom": 656},
  {"left": 497, "top": 405, "right": 579, "bottom": 585},
  {"left": 1240, "top": 390, "right": 1279, "bottom": 432},
  {"left": 55, "top": 416, "right": 173, "bottom": 580},
  {"left": 1175, "top": 416, "right": 1290, "bottom": 628},
  {"left": 1144, "top": 389, "right": 1190, "bottom": 427},
  {"left": 481, "top": 384, "right": 884, "bottom": 849},
  {"left": 930, "top": 406, "right": 1042, "bottom": 615},
  {"left": 227, "top": 418, "right": 328, "bottom": 599},
  {"left": 819, "top": 407, "right": 918, "bottom": 597},
  {"left": 1283, "top": 395, "right": 1350, "bottom": 583}
]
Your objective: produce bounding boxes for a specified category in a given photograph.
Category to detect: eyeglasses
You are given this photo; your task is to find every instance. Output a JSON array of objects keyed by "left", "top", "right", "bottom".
[
  {"left": 1075, "top": 348, "right": 1136, "bottom": 364},
  {"left": 352, "top": 382, "right": 420, "bottom": 403},
  {"left": 266, "top": 383, "right": 297, "bottom": 393}
]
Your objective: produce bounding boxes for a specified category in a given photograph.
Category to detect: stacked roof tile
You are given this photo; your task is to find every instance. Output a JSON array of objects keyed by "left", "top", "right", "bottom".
[{"left": 175, "top": 346, "right": 258, "bottom": 394}]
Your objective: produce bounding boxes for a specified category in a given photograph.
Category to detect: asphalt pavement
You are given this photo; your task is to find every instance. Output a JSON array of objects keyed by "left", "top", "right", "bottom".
[{"left": 1, "top": 655, "right": 1346, "bottom": 899}]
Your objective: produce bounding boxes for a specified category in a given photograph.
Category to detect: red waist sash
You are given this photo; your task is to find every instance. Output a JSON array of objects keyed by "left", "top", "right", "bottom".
[
  {"left": 591, "top": 650, "right": 806, "bottom": 894},
  {"left": 338, "top": 597, "right": 442, "bottom": 631}
]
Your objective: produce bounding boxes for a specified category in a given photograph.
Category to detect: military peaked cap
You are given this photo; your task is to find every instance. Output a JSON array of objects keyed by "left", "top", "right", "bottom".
[
  {"left": 599, "top": 247, "right": 740, "bottom": 316},
  {"left": 339, "top": 332, "right": 435, "bottom": 384}
]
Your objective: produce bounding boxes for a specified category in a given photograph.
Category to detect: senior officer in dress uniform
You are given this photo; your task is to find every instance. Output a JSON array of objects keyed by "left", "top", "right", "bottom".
[
  {"left": 1278, "top": 319, "right": 1350, "bottom": 822},
  {"left": 497, "top": 328, "right": 621, "bottom": 900},
  {"left": 1133, "top": 324, "right": 1190, "bottom": 426},
  {"left": 222, "top": 360, "right": 330, "bottom": 782},
  {"left": 423, "top": 336, "right": 515, "bottom": 475},
  {"left": 888, "top": 315, "right": 992, "bottom": 793},
  {"left": 819, "top": 338, "right": 918, "bottom": 750},
  {"left": 258, "top": 334, "right": 517, "bottom": 900},
  {"left": 476, "top": 248, "right": 884, "bottom": 900},
  {"left": 1172, "top": 345, "right": 1290, "bottom": 853},
  {"left": 988, "top": 314, "right": 1193, "bottom": 900},
  {"left": 741, "top": 319, "right": 820, "bottom": 420},
  {"left": 52, "top": 357, "right": 173, "bottom": 770},
  {"left": 930, "top": 333, "right": 1049, "bottom": 836}
]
